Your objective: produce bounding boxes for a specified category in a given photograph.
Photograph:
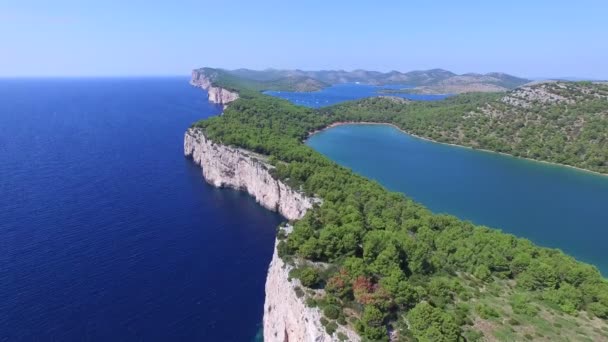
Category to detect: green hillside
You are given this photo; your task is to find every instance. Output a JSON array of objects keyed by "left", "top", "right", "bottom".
[{"left": 192, "top": 69, "right": 608, "bottom": 341}]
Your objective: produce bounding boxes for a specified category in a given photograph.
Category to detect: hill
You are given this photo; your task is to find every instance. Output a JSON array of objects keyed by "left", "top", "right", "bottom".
[
  {"left": 193, "top": 67, "right": 530, "bottom": 94},
  {"left": 331, "top": 81, "right": 608, "bottom": 174}
]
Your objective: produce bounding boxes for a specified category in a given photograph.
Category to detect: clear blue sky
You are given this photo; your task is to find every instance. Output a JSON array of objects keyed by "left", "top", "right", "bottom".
[{"left": 1, "top": 0, "right": 606, "bottom": 78}]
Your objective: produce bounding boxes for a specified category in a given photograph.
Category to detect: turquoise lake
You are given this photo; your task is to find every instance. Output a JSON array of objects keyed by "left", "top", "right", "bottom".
[{"left": 307, "top": 124, "right": 608, "bottom": 275}]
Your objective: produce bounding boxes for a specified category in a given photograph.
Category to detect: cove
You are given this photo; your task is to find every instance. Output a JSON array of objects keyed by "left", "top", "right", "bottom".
[{"left": 307, "top": 124, "right": 608, "bottom": 275}]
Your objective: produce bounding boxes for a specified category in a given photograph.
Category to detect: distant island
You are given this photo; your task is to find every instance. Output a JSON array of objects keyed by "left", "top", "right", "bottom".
[
  {"left": 186, "top": 68, "right": 608, "bottom": 342},
  {"left": 192, "top": 67, "right": 530, "bottom": 94}
]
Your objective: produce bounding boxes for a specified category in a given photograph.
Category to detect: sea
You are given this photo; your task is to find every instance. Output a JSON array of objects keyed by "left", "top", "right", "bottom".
[{"left": 0, "top": 78, "right": 282, "bottom": 341}]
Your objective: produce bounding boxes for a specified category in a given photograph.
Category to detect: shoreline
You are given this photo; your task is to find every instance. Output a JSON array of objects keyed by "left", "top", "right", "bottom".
[{"left": 307, "top": 121, "right": 608, "bottom": 178}]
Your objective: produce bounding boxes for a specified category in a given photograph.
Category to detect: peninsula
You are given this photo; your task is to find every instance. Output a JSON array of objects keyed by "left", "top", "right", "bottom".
[
  {"left": 186, "top": 68, "right": 608, "bottom": 341},
  {"left": 192, "top": 67, "right": 530, "bottom": 96}
]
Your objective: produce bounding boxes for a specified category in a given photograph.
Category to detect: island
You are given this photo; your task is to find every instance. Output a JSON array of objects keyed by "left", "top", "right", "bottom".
[
  {"left": 186, "top": 68, "right": 608, "bottom": 341},
  {"left": 192, "top": 68, "right": 531, "bottom": 95}
]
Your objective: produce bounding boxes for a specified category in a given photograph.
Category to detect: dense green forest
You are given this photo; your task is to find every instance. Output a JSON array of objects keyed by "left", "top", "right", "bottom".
[
  {"left": 329, "top": 82, "right": 608, "bottom": 174},
  {"left": 193, "top": 71, "right": 608, "bottom": 341}
]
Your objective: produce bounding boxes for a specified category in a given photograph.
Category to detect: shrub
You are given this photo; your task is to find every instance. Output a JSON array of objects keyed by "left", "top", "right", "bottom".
[
  {"left": 325, "top": 321, "right": 338, "bottom": 335},
  {"left": 407, "top": 302, "right": 461, "bottom": 342},
  {"left": 323, "top": 305, "right": 340, "bottom": 320},
  {"left": 510, "top": 294, "right": 539, "bottom": 316},
  {"left": 587, "top": 302, "right": 608, "bottom": 319},
  {"left": 305, "top": 297, "right": 317, "bottom": 308},
  {"left": 294, "top": 286, "right": 305, "bottom": 298},
  {"left": 320, "top": 317, "right": 328, "bottom": 327},
  {"left": 542, "top": 283, "right": 583, "bottom": 315},
  {"left": 276, "top": 227, "right": 287, "bottom": 240},
  {"left": 474, "top": 265, "right": 492, "bottom": 281},
  {"left": 508, "top": 318, "right": 520, "bottom": 326},
  {"left": 476, "top": 304, "right": 500, "bottom": 319},
  {"left": 463, "top": 330, "right": 484, "bottom": 342},
  {"left": 290, "top": 266, "right": 319, "bottom": 288}
]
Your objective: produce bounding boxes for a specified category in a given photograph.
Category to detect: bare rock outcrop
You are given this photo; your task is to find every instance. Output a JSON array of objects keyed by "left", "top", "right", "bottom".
[
  {"left": 184, "top": 128, "right": 314, "bottom": 220},
  {"left": 501, "top": 83, "right": 575, "bottom": 108},
  {"left": 190, "top": 70, "right": 239, "bottom": 107},
  {"left": 264, "top": 242, "right": 361, "bottom": 342}
]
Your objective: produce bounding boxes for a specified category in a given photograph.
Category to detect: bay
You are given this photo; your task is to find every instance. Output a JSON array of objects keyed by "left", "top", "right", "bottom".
[{"left": 307, "top": 124, "right": 608, "bottom": 275}]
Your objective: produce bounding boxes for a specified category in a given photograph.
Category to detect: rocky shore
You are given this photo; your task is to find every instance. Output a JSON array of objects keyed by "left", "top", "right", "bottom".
[
  {"left": 190, "top": 70, "right": 239, "bottom": 107},
  {"left": 184, "top": 128, "right": 358, "bottom": 341}
]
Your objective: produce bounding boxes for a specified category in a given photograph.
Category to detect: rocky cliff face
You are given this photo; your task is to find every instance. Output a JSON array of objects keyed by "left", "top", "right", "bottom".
[
  {"left": 264, "top": 243, "right": 361, "bottom": 342},
  {"left": 184, "top": 128, "right": 358, "bottom": 342},
  {"left": 184, "top": 128, "right": 314, "bottom": 220},
  {"left": 190, "top": 70, "right": 239, "bottom": 107}
]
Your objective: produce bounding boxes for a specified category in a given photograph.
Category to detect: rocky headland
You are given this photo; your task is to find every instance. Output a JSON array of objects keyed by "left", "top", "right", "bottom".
[
  {"left": 184, "top": 128, "right": 358, "bottom": 341},
  {"left": 190, "top": 70, "right": 239, "bottom": 107}
]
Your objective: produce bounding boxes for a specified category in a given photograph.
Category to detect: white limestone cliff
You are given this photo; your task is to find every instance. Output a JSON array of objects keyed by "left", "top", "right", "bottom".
[
  {"left": 264, "top": 242, "right": 361, "bottom": 342},
  {"left": 184, "top": 128, "right": 359, "bottom": 342},
  {"left": 190, "top": 70, "right": 239, "bottom": 106},
  {"left": 184, "top": 128, "right": 314, "bottom": 220}
]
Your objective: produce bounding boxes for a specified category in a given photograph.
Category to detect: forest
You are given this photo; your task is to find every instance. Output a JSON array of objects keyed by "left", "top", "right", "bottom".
[
  {"left": 194, "top": 71, "right": 608, "bottom": 341},
  {"left": 329, "top": 82, "right": 608, "bottom": 174}
]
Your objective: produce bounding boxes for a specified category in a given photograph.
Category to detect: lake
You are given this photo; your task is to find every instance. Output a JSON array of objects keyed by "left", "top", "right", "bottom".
[
  {"left": 264, "top": 83, "right": 449, "bottom": 108},
  {"left": 306, "top": 124, "right": 608, "bottom": 275},
  {"left": 0, "top": 78, "right": 282, "bottom": 341}
]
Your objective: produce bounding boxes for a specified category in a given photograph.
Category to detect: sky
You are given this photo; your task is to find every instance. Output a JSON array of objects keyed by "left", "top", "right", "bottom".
[{"left": 1, "top": 0, "right": 607, "bottom": 78}]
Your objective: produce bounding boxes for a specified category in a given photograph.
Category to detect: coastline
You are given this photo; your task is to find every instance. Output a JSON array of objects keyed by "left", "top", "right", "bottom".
[
  {"left": 307, "top": 121, "right": 608, "bottom": 178},
  {"left": 186, "top": 73, "right": 608, "bottom": 340},
  {"left": 184, "top": 128, "right": 357, "bottom": 341}
]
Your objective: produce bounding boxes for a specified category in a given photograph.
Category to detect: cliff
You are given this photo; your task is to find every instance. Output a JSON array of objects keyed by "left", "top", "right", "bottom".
[
  {"left": 264, "top": 240, "right": 361, "bottom": 342},
  {"left": 184, "top": 128, "right": 358, "bottom": 341},
  {"left": 184, "top": 128, "right": 314, "bottom": 220},
  {"left": 190, "top": 70, "right": 239, "bottom": 107}
]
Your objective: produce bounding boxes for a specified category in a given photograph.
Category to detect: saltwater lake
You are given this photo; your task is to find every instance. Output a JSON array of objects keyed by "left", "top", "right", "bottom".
[
  {"left": 307, "top": 124, "right": 608, "bottom": 275},
  {"left": 0, "top": 78, "right": 282, "bottom": 341},
  {"left": 264, "top": 83, "right": 449, "bottom": 107}
]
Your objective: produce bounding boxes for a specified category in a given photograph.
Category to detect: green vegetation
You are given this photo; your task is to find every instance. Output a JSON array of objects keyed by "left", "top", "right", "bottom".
[
  {"left": 289, "top": 266, "right": 320, "bottom": 288},
  {"left": 328, "top": 82, "right": 608, "bottom": 174},
  {"left": 197, "top": 67, "right": 530, "bottom": 93},
  {"left": 192, "top": 69, "right": 608, "bottom": 340},
  {"left": 197, "top": 67, "right": 328, "bottom": 92}
]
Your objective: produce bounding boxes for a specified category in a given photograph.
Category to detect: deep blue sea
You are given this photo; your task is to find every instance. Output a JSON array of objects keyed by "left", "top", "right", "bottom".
[
  {"left": 0, "top": 78, "right": 283, "bottom": 341},
  {"left": 264, "top": 83, "right": 449, "bottom": 107},
  {"left": 307, "top": 125, "right": 608, "bottom": 275}
]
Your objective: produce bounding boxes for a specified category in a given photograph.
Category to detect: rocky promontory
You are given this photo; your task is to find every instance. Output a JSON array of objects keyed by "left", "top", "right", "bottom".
[
  {"left": 190, "top": 70, "right": 239, "bottom": 107},
  {"left": 184, "top": 128, "right": 314, "bottom": 220},
  {"left": 184, "top": 128, "right": 359, "bottom": 341}
]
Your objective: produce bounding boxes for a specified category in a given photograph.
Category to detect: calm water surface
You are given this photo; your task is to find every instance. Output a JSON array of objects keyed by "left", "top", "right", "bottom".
[
  {"left": 264, "top": 83, "right": 449, "bottom": 107},
  {"left": 0, "top": 78, "right": 283, "bottom": 341},
  {"left": 307, "top": 125, "right": 608, "bottom": 275}
]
